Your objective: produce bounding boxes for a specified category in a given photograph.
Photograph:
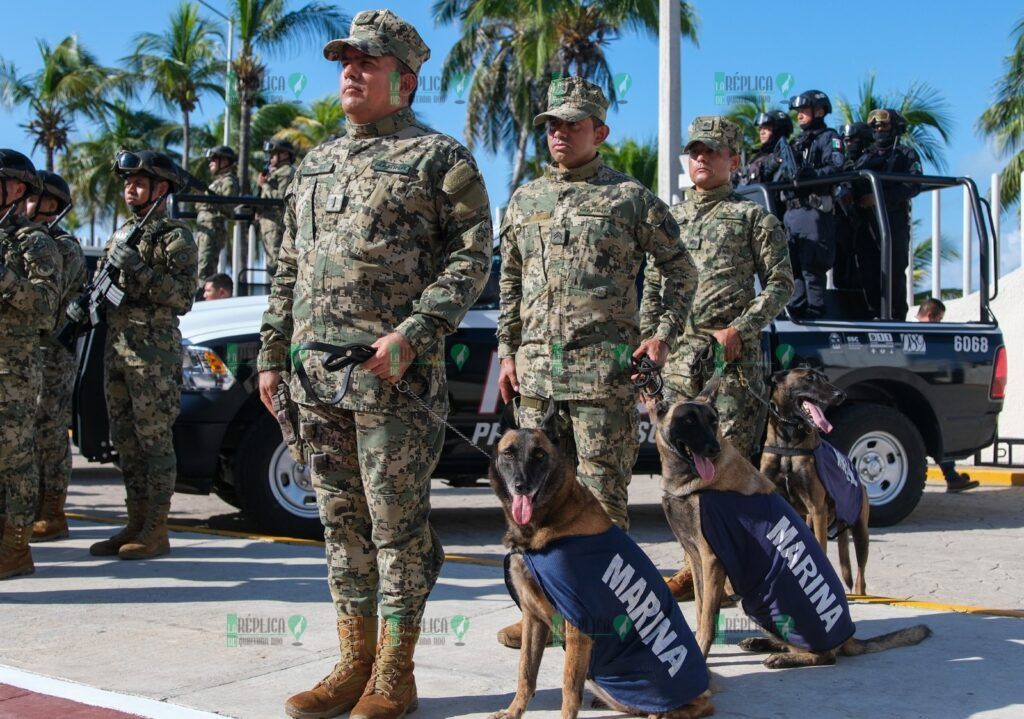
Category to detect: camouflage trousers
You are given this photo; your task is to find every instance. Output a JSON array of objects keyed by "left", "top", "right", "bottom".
[
  {"left": 0, "top": 351, "right": 42, "bottom": 528},
  {"left": 258, "top": 218, "right": 283, "bottom": 279},
  {"left": 35, "top": 344, "right": 76, "bottom": 496},
  {"left": 298, "top": 401, "right": 445, "bottom": 623},
  {"left": 194, "top": 220, "right": 227, "bottom": 283},
  {"left": 660, "top": 341, "right": 768, "bottom": 497},
  {"left": 518, "top": 395, "right": 638, "bottom": 531},
  {"left": 104, "top": 343, "right": 181, "bottom": 506}
]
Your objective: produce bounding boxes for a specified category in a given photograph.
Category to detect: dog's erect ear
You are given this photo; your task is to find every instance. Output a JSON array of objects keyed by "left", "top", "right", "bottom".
[
  {"left": 697, "top": 372, "right": 722, "bottom": 402},
  {"left": 652, "top": 399, "right": 670, "bottom": 421},
  {"left": 771, "top": 369, "right": 789, "bottom": 385},
  {"left": 499, "top": 399, "right": 520, "bottom": 434},
  {"left": 540, "top": 396, "right": 560, "bottom": 444}
]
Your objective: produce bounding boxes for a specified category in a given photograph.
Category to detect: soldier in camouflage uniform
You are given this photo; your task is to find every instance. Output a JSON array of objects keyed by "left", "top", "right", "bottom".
[
  {"left": 642, "top": 116, "right": 794, "bottom": 600},
  {"left": 496, "top": 78, "right": 697, "bottom": 646},
  {"left": 23, "top": 171, "right": 87, "bottom": 542},
  {"left": 255, "top": 139, "right": 297, "bottom": 279},
  {"left": 194, "top": 145, "right": 240, "bottom": 282},
  {"left": 256, "top": 11, "right": 490, "bottom": 719},
  {"left": 0, "top": 150, "right": 62, "bottom": 580},
  {"left": 82, "top": 151, "right": 197, "bottom": 561}
]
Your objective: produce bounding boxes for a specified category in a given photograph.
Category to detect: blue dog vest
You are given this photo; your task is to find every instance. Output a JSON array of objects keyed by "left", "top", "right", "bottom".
[
  {"left": 813, "top": 441, "right": 863, "bottom": 527},
  {"left": 699, "top": 491, "right": 856, "bottom": 652},
  {"left": 508, "top": 527, "right": 708, "bottom": 713}
]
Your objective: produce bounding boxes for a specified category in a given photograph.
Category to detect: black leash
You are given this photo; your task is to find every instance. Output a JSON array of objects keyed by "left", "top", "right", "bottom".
[{"left": 630, "top": 355, "right": 664, "bottom": 397}]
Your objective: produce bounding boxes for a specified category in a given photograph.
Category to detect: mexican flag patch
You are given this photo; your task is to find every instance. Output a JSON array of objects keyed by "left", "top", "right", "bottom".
[{"left": 832, "top": 138, "right": 843, "bottom": 150}]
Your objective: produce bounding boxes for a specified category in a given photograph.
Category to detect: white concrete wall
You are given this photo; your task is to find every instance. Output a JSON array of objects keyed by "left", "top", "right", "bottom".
[{"left": 916, "top": 267, "right": 1023, "bottom": 442}]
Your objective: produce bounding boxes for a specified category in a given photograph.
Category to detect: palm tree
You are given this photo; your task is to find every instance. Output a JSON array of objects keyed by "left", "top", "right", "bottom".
[
  {"left": 434, "top": 0, "right": 698, "bottom": 192},
  {"left": 0, "top": 35, "right": 124, "bottom": 170},
  {"left": 977, "top": 16, "right": 1024, "bottom": 210},
  {"left": 725, "top": 93, "right": 773, "bottom": 160},
  {"left": 128, "top": 1, "right": 224, "bottom": 168},
  {"left": 836, "top": 73, "right": 953, "bottom": 171},
  {"left": 272, "top": 95, "right": 345, "bottom": 152},
  {"left": 227, "top": 0, "right": 347, "bottom": 189},
  {"left": 600, "top": 137, "right": 657, "bottom": 193}
]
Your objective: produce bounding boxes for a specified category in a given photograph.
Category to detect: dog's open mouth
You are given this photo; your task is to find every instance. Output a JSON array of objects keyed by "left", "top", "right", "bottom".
[
  {"left": 678, "top": 444, "right": 716, "bottom": 484},
  {"left": 800, "top": 400, "right": 833, "bottom": 434},
  {"left": 511, "top": 494, "right": 534, "bottom": 525}
]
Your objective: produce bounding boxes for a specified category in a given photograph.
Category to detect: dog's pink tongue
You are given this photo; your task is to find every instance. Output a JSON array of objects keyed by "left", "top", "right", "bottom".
[
  {"left": 693, "top": 453, "right": 716, "bottom": 483},
  {"left": 511, "top": 494, "right": 533, "bottom": 525},
  {"left": 802, "top": 401, "right": 833, "bottom": 433}
]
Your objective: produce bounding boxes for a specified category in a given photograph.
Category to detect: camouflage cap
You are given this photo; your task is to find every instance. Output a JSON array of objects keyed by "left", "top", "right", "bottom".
[
  {"left": 684, "top": 115, "right": 742, "bottom": 154},
  {"left": 533, "top": 77, "right": 608, "bottom": 126},
  {"left": 323, "top": 9, "right": 430, "bottom": 74}
]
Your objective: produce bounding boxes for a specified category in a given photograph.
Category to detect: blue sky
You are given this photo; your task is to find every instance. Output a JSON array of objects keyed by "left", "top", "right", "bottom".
[{"left": 2, "top": 0, "right": 1021, "bottom": 291}]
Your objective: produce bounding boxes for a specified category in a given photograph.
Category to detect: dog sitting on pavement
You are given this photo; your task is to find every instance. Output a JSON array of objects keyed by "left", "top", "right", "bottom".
[
  {"left": 759, "top": 367, "right": 870, "bottom": 594},
  {"left": 488, "top": 402, "right": 714, "bottom": 719},
  {"left": 652, "top": 375, "right": 931, "bottom": 668}
]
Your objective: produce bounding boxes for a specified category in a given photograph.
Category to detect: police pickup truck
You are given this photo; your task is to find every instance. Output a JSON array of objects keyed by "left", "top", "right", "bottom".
[{"left": 73, "top": 171, "right": 1006, "bottom": 538}]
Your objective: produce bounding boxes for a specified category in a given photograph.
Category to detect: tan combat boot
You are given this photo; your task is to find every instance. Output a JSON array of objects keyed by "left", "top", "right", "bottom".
[
  {"left": 32, "top": 491, "right": 70, "bottom": 542},
  {"left": 350, "top": 619, "right": 420, "bottom": 719},
  {"left": 285, "top": 616, "right": 378, "bottom": 719},
  {"left": 666, "top": 566, "right": 695, "bottom": 602},
  {"left": 0, "top": 521, "right": 35, "bottom": 580},
  {"left": 118, "top": 502, "right": 171, "bottom": 560},
  {"left": 90, "top": 499, "right": 147, "bottom": 556}
]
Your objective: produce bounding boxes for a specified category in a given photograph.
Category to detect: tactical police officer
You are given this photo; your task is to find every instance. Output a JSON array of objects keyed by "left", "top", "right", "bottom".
[
  {"left": 84, "top": 151, "right": 198, "bottom": 561},
  {"left": 783, "top": 90, "right": 845, "bottom": 319},
  {"left": 739, "top": 110, "right": 794, "bottom": 186},
  {"left": 195, "top": 145, "right": 240, "bottom": 281},
  {"left": 256, "top": 11, "right": 491, "bottom": 719},
  {"left": 642, "top": 117, "right": 794, "bottom": 600},
  {"left": 496, "top": 76, "right": 696, "bottom": 644},
  {"left": 854, "top": 108, "right": 922, "bottom": 320},
  {"left": 24, "top": 171, "right": 87, "bottom": 542},
  {"left": 833, "top": 122, "right": 874, "bottom": 294},
  {"left": 0, "top": 150, "right": 61, "bottom": 579},
  {"left": 256, "top": 138, "right": 297, "bottom": 279}
]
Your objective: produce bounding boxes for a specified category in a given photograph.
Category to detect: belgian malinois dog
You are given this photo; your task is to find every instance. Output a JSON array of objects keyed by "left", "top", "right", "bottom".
[
  {"left": 652, "top": 376, "right": 930, "bottom": 669},
  {"left": 760, "top": 367, "right": 870, "bottom": 594},
  {"left": 488, "top": 403, "right": 714, "bottom": 719}
]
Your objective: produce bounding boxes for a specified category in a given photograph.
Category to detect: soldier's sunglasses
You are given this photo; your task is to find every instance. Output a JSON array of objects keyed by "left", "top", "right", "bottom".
[{"left": 114, "top": 151, "right": 143, "bottom": 171}]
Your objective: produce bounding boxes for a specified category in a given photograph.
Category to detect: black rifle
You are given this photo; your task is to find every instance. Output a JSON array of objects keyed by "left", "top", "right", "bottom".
[
  {"left": 47, "top": 204, "right": 73, "bottom": 230},
  {"left": 773, "top": 137, "right": 800, "bottom": 183}
]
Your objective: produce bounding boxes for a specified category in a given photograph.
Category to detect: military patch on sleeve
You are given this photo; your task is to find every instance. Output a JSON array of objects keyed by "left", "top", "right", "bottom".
[
  {"left": 443, "top": 159, "right": 487, "bottom": 218},
  {"left": 760, "top": 213, "right": 781, "bottom": 231},
  {"left": 832, "top": 138, "right": 843, "bottom": 150},
  {"left": 644, "top": 200, "right": 669, "bottom": 227}
]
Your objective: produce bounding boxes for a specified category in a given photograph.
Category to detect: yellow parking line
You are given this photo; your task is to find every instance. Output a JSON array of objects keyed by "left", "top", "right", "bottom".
[
  {"left": 926, "top": 466, "right": 1024, "bottom": 486},
  {"left": 66, "top": 512, "right": 1023, "bottom": 617}
]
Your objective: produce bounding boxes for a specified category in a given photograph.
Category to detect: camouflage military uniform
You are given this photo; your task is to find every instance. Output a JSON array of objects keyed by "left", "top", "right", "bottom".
[
  {"left": 0, "top": 216, "right": 61, "bottom": 531},
  {"left": 35, "top": 225, "right": 87, "bottom": 509},
  {"left": 642, "top": 117, "right": 794, "bottom": 496},
  {"left": 195, "top": 171, "right": 240, "bottom": 281},
  {"left": 256, "top": 162, "right": 296, "bottom": 278},
  {"left": 258, "top": 106, "right": 491, "bottom": 622},
  {"left": 498, "top": 78, "right": 697, "bottom": 530},
  {"left": 98, "top": 215, "right": 197, "bottom": 507}
]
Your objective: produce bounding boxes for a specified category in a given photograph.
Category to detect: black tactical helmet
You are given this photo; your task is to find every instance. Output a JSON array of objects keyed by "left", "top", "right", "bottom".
[
  {"left": 754, "top": 110, "right": 794, "bottom": 139},
  {"left": 789, "top": 90, "right": 832, "bottom": 115},
  {"left": 113, "top": 150, "right": 183, "bottom": 191},
  {"left": 205, "top": 145, "right": 238, "bottom": 163},
  {"left": 867, "top": 108, "right": 908, "bottom": 135},
  {"left": 36, "top": 171, "right": 73, "bottom": 212},
  {"left": 263, "top": 138, "right": 296, "bottom": 156},
  {"left": 0, "top": 149, "right": 43, "bottom": 193},
  {"left": 841, "top": 122, "right": 873, "bottom": 143}
]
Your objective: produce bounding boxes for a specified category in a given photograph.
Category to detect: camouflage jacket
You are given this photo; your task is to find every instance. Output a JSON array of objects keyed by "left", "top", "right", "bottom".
[
  {"left": 42, "top": 224, "right": 88, "bottom": 345},
  {"left": 0, "top": 215, "right": 62, "bottom": 346},
  {"left": 642, "top": 183, "right": 793, "bottom": 366},
  {"left": 498, "top": 155, "right": 696, "bottom": 401},
  {"left": 196, "top": 172, "right": 241, "bottom": 225},
  {"left": 256, "top": 163, "right": 296, "bottom": 224},
  {"left": 257, "top": 107, "right": 492, "bottom": 414},
  {"left": 96, "top": 214, "right": 198, "bottom": 342}
]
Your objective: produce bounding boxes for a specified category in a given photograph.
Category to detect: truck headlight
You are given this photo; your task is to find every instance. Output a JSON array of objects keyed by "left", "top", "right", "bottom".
[{"left": 182, "top": 345, "right": 236, "bottom": 391}]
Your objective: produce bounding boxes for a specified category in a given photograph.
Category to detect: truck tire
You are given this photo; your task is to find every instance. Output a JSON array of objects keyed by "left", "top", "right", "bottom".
[
  {"left": 234, "top": 413, "right": 322, "bottom": 539},
  {"left": 828, "top": 403, "right": 927, "bottom": 527}
]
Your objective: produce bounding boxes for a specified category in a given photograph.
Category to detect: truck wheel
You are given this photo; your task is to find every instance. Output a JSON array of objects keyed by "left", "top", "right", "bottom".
[
  {"left": 828, "top": 403, "right": 927, "bottom": 527},
  {"left": 235, "top": 413, "right": 322, "bottom": 539}
]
